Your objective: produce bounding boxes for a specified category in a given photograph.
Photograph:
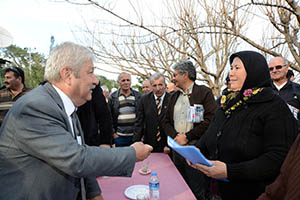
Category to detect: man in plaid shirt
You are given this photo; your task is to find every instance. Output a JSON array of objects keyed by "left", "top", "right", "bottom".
[{"left": 0, "top": 66, "right": 31, "bottom": 126}]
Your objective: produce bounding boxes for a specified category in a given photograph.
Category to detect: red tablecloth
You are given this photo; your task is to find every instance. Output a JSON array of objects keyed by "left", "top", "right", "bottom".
[{"left": 97, "top": 153, "right": 196, "bottom": 200}]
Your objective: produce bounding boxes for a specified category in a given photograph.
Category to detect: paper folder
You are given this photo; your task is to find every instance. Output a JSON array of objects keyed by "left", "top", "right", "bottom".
[
  {"left": 167, "top": 136, "right": 229, "bottom": 182},
  {"left": 167, "top": 136, "right": 212, "bottom": 166}
]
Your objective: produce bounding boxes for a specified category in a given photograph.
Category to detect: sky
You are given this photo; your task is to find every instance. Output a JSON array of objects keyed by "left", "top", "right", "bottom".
[
  {"left": 0, "top": 0, "right": 82, "bottom": 55},
  {"left": 0, "top": 0, "right": 165, "bottom": 52},
  {"left": 0, "top": 0, "right": 270, "bottom": 82},
  {"left": 0, "top": 0, "right": 164, "bottom": 81}
]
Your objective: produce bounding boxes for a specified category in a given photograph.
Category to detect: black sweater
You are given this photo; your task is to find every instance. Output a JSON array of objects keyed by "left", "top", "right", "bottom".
[{"left": 196, "top": 88, "right": 298, "bottom": 200}]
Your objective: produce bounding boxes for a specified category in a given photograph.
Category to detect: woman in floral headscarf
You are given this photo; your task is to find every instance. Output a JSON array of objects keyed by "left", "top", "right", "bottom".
[{"left": 190, "top": 51, "right": 298, "bottom": 200}]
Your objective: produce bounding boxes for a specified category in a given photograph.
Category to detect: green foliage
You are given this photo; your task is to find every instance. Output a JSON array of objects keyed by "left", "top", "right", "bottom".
[
  {"left": 1, "top": 45, "right": 45, "bottom": 88},
  {"left": 134, "top": 76, "right": 146, "bottom": 93},
  {"left": 96, "top": 75, "right": 118, "bottom": 91}
]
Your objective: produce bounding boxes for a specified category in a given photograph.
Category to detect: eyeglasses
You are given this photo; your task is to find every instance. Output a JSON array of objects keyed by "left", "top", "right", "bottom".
[
  {"left": 269, "top": 65, "right": 286, "bottom": 71},
  {"left": 173, "top": 72, "right": 183, "bottom": 78}
]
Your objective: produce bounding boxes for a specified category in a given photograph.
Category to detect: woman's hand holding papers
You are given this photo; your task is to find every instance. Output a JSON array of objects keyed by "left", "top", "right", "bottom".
[
  {"left": 196, "top": 160, "right": 227, "bottom": 179},
  {"left": 186, "top": 149, "right": 228, "bottom": 179}
]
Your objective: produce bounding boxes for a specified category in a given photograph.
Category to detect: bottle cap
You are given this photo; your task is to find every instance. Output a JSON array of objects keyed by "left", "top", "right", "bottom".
[{"left": 152, "top": 171, "right": 157, "bottom": 176}]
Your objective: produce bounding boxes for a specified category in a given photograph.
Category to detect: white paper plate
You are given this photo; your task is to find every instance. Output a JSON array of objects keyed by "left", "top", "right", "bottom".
[{"left": 124, "top": 184, "right": 149, "bottom": 199}]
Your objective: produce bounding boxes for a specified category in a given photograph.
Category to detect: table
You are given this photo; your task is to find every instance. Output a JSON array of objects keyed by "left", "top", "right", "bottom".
[{"left": 97, "top": 153, "right": 196, "bottom": 200}]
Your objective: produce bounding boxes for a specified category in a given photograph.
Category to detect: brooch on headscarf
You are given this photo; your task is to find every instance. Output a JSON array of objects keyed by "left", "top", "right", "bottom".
[{"left": 220, "top": 88, "right": 263, "bottom": 116}]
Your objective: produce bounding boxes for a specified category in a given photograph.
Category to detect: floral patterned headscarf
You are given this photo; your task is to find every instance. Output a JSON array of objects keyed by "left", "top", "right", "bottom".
[{"left": 220, "top": 51, "right": 271, "bottom": 116}]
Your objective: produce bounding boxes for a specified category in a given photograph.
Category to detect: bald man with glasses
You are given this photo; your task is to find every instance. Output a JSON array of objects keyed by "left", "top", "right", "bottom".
[{"left": 269, "top": 57, "right": 300, "bottom": 131}]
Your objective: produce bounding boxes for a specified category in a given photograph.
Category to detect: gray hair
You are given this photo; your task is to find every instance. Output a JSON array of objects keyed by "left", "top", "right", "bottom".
[
  {"left": 117, "top": 72, "right": 131, "bottom": 82},
  {"left": 150, "top": 72, "right": 165, "bottom": 85},
  {"left": 44, "top": 42, "right": 94, "bottom": 82},
  {"left": 172, "top": 60, "right": 196, "bottom": 81}
]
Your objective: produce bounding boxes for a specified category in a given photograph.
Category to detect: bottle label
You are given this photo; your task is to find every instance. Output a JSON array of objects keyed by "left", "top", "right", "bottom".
[{"left": 149, "top": 182, "right": 159, "bottom": 190}]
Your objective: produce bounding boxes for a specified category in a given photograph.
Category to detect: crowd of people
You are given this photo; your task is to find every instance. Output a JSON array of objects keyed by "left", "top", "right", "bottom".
[{"left": 0, "top": 41, "right": 300, "bottom": 200}]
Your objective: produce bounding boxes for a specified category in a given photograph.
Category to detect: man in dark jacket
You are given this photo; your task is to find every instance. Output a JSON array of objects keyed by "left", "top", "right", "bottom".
[
  {"left": 134, "top": 72, "right": 170, "bottom": 153},
  {"left": 269, "top": 56, "right": 300, "bottom": 131},
  {"left": 108, "top": 72, "right": 142, "bottom": 147},
  {"left": 0, "top": 66, "right": 31, "bottom": 126},
  {"left": 77, "top": 81, "right": 113, "bottom": 148},
  {"left": 162, "top": 60, "right": 217, "bottom": 199}
]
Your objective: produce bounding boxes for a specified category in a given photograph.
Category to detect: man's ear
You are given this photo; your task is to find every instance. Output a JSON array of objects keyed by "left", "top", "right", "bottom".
[
  {"left": 183, "top": 72, "right": 189, "bottom": 78},
  {"left": 17, "top": 76, "right": 22, "bottom": 83},
  {"left": 60, "top": 66, "right": 72, "bottom": 85}
]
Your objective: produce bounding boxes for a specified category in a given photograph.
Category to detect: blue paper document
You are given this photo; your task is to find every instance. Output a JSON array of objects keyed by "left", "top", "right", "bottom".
[
  {"left": 167, "top": 136, "right": 229, "bottom": 182},
  {"left": 167, "top": 136, "right": 212, "bottom": 166}
]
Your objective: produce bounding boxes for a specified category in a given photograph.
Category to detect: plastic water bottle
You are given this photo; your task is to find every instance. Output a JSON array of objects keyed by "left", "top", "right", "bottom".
[{"left": 149, "top": 171, "right": 160, "bottom": 200}]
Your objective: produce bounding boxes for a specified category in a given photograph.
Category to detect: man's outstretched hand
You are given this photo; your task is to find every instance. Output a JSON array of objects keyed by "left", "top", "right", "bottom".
[{"left": 131, "top": 142, "right": 153, "bottom": 162}]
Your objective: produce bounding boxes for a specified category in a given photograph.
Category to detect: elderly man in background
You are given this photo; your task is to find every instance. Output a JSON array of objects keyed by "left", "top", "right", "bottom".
[
  {"left": 0, "top": 66, "right": 31, "bottom": 126},
  {"left": 162, "top": 60, "right": 217, "bottom": 199},
  {"left": 0, "top": 42, "right": 152, "bottom": 200},
  {"left": 166, "top": 81, "right": 177, "bottom": 95},
  {"left": 142, "top": 79, "right": 153, "bottom": 94},
  {"left": 108, "top": 72, "right": 142, "bottom": 147},
  {"left": 269, "top": 56, "right": 300, "bottom": 131}
]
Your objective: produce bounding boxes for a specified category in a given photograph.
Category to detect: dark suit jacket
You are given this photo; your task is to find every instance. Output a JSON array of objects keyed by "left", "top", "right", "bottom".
[
  {"left": 0, "top": 82, "right": 136, "bottom": 200},
  {"left": 134, "top": 92, "right": 170, "bottom": 152},
  {"left": 77, "top": 83, "right": 113, "bottom": 146},
  {"left": 162, "top": 83, "right": 217, "bottom": 142}
]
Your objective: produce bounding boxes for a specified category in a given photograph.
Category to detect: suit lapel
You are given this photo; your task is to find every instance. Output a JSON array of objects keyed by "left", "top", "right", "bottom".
[
  {"left": 43, "top": 82, "right": 74, "bottom": 138},
  {"left": 150, "top": 93, "right": 157, "bottom": 113},
  {"left": 44, "top": 82, "right": 66, "bottom": 111},
  {"left": 188, "top": 84, "right": 197, "bottom": 106}
]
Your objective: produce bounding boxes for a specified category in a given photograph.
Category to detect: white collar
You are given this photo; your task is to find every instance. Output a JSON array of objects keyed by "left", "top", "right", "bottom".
[
  {"left": 274, "top": 81, "right": 288, "bottom": 91},
  {"left": 52, "top": 84, "right": 76, "bottom": 117},
  {"left": 154, "top": 92, "right": 166, "bottom": 101}
]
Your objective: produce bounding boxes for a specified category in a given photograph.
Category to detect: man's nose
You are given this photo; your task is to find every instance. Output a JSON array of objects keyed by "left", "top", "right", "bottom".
[{"left": 92, "top": 74, "right": 99, "bottom": 85}]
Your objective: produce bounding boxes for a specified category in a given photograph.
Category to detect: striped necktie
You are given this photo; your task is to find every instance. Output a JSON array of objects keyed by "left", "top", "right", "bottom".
[
  {"left": 156, "top": 97, "right": 161, "bottom": 141},
  {"left": 71, "top": 111, "right": 87, "bottom": 200},
  {"left": 156, "top": 97, "right": 162, "bottom": 115}
]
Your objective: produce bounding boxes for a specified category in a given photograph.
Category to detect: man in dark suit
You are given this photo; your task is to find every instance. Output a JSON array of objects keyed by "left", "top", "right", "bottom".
[
  {"left": 0, "top": 42, "right": 152, "bottom": 200},
  {"left": 77, "top": 81, "right": 113, "bottom": 148},
  {"left": 134, "top": 72, "right": 170, "bottom": 153}
]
